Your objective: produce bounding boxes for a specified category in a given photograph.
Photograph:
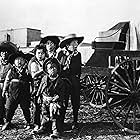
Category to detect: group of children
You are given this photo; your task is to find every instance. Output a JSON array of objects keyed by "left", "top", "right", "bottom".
[{"left": 0, "top": 34, "right": 84, "bottom": 139}]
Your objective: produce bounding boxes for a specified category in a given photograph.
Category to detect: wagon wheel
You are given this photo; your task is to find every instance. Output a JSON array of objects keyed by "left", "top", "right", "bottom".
[
  {"left": 105, "top": 59, "right": 140, "bottom": 134},
  {"left": 80, "top": 74, "right": 108, "bottom": 113}
]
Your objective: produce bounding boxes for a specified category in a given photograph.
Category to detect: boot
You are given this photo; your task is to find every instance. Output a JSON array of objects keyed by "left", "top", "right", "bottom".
[
  {"left": 1, "top": 122, "right": 10, "bottom": 131},
  {"left": 50, "top": 130, "right": 60, "bottom": 139},
  {"left": 24, "top": 123, "right": 31, "bottom": 130},
  {"left": 72, "top": 122, "right": 79, "bottom": 133},
  {"left": 35, "top": 126, "right": 46, "bottom": 134},
  {"left": 33, "top": 124, "right": 40, "bottom": 132}
]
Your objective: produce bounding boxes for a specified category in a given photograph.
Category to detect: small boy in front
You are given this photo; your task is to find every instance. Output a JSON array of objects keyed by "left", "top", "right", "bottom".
[{"left": 36, "top": 58, "right": 66, "bottom": 139}]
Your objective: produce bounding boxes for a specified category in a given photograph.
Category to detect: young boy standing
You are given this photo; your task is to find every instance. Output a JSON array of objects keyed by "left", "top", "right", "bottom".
[
  {"left": 2, "top": 51, "right": 32, "bottom": 131},
  {"left": 0, "top": 42, "right": 18, "bottom": 125},
  {"left": 59, "top": 34, "right": 84, "bottom": 131}
]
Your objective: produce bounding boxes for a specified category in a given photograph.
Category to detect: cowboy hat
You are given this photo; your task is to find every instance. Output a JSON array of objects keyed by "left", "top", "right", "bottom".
[
  {"left": 8, "top": 51, "right": 31, "bottom": 64},
  {"left": 60, "top": 34, "right": 84, "bottom": 48},
  {"left": 40, "top": 36, "right": 60, "bottom": 51},
  {"left": 0, "top": 41, "right": 18, "bottom": 54},
  {"left": 43, "top": 58, "right": 61, "bottom": 74}
]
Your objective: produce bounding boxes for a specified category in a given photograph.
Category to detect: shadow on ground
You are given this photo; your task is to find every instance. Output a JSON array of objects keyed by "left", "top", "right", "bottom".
[{"left": 62, "top": 121, "right": 127, "bottom": 139}]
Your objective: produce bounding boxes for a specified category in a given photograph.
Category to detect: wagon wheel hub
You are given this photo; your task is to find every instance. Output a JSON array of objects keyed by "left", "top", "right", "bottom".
[
  {"left": 128, "top": 91, "right": 140, "bottom": 103},
  {"left": 80, "top": 74, "right": 107, "bottom": 113}
]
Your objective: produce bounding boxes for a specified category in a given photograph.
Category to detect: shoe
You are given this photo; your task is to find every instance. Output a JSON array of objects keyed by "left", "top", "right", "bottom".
[
  {"left": 24, "top": 123, "right": 31, "bottom": 130},
  {"left": 35, "top": 126, "right": 46, "bottom": 134},
  {"left": 72, "top": 123, "right": 79, "bottom": 133},
  {"left": 50, "top": 131, "right": 60, "bottom": 139},
  {"left": 33, "top": 125, "right": 40, "bottom": 132},
  {"left": 1, "top": 122, "right": 10, "bottom": 131}
]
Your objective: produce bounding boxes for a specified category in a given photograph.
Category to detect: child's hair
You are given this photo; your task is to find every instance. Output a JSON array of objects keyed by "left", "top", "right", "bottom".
[
  {"left": 43, "top": 58, "right": 61, "bottom": 75},
  {"left": 34, "top": 44, "right": 47, "bottom": 55}
]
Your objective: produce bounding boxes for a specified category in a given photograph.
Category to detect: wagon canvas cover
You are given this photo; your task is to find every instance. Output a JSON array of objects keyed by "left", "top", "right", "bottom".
[{"left": 86, "top": 21, "right": 140, "bottom": 67}]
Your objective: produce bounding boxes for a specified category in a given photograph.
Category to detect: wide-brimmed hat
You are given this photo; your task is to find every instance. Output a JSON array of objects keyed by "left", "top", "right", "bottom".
[
  {"left": 0, "top": 41, "right": 18, "bottom": 54},
  {"left": 24, "top": 53, "right": 34, "bottom": 61},
  {"left": 40, "top": 36, "right": 60, "bottom": 51},
  {"left": 43, "top": 58, "right": 61, "bottom": 74},
  {"left": 8, "top": 51, "right": 30, "bottom": 64},
  {"left": 60, "top": 34, "right": 84, "bottom": 48}
]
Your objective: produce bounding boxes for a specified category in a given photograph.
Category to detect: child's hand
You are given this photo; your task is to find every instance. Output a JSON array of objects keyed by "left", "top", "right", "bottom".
[
  {"left": 2, "top": 91, "right": 9, "bottom": 98},
  {"left": 5, "top": 92, "right": 9, "bottom": 98},
  {"left": 52, "top": 95, "right": 59, "bottom": 102},
  {"left": 2, "top": 91, "right": 6, "bottom": 98},
  {"left": 47, "top": 97, "right": 53, "bottom": 102}
]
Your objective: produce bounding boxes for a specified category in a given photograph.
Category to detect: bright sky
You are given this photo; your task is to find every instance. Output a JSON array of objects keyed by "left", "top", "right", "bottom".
[{"left": 0, "top": 0, "right": 140, "bottom": 43}]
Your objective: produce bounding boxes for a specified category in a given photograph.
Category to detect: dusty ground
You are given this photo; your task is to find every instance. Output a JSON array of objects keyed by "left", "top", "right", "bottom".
[{"left": 0, "top": 98, "right": 140, "bottom": 140}]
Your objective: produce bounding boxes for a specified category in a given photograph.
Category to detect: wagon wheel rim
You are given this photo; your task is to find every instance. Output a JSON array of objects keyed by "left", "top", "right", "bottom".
[
  {"left": 105, "top": 59, "right": 140, "bottom": 134},
  {"left": 80, "top": 74, "right": 107, "bottom": 109}
]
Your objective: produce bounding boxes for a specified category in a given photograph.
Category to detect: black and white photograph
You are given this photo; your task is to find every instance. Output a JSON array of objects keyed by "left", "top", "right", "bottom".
[{"left": 0, "top": 0, "right": 140, "bottom": 139}]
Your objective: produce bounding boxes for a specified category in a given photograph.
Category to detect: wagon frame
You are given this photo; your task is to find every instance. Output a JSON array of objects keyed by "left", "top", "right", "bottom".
[{"left": 81, "top": 40, "right": 140, "bottom": 134}]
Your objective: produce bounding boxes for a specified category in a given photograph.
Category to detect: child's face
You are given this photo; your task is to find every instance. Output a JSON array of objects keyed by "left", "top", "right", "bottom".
[
  {"left": 35, "top": 49, "right": 45, "bottom": 61},
  {"left": 67, "top": 40, "right": 78, "bottom": 52},
  {"left": 45, "top": 40, "right": 55, "bottom": 51},
  {"left": 14, "top": 57, "right": 26, "bottom": 68},
  {"left": 45, "top": 40, "right": 56, "bottom": 57},
  {"left": 46, "top": 63, "right": 58, "bottom": 78},
  {"left": 0, "top": 50, "right": 8, "bottom": 60}
]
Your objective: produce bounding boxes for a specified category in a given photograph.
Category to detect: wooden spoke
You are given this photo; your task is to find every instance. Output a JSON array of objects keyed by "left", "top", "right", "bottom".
[
  {"left": 109, "top": 97, "right": 128, "bottom": 108},
  {"left": 114, "top": 71, "right": 130, "bottom": 89},
  {"left": 84, "top": 88, "right": 95, "bottom": 101},
  {"left": 123, "top": 104, "right": 132, "bottom": 126},
  {"left": 110, "top": 81, "right": 131, "bottom": 93},
  {"left": 108, "top": 91, "right": 128, "bottom": 96},
  {"left": 124, "top": 66, "right": 133, "bottom": 90},
  {"left": 136, "top": 77, "right": 140, "bottom": 90},
  {"left": 133, "top": 106, "right": 136, "bottom": 131},
  {"left": 136, "top": 103, "right": 140, "bottom": 114},
  {"left": 115, "top": 101, "right": 129, "bottom": 117},
  {"left": 100, "top": 90, "right": 105, "bottom": 105},
  {"left": 132, "top": 61, "right": 136, "bottom": 89}
]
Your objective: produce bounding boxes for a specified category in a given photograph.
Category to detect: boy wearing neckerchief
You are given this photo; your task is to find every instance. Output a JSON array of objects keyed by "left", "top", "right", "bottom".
[
  {"left": 0, "top": 42, "right": 18, "bottom": 126},
  {"left": 58, "top": 34, "right": 84, "bottom": 131},
  {"left": 1, "top": 51, "right": 32, "bottom": 131}
]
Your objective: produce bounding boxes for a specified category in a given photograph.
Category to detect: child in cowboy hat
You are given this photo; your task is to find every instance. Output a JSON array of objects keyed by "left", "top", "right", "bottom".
[
  {"left": 58, "top": 33, "right": 84, "bottom": 132},
  {"left": 40, "top": 36, "right": 60, "bottom": 58},
  {"left": 1, "top": 51, "right": 33, "bottom": 131},
  {"left": 0, "top": 41, "right": 18, "bottom": 126},
  {"left": 36, "top": 57, "right": 66, "bottom": 139}
]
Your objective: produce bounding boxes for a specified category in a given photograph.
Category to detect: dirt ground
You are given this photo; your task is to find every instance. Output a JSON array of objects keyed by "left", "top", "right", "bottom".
[{"left": 0, "top": 98, "right": 140, "bottom": 140}]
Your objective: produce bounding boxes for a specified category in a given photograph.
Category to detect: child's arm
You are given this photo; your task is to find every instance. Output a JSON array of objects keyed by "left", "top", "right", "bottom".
[
  {"left": 36, "top": 76, "right": 45, "bottom": 97},
  {"left": 52, "top": 94, "right": 59, "bottom": 102},
  {"left": 2, "top": 69, "right": 12, "bottom": 97},
  {"left": 52, "top": 79, "right": 66, "bottom": 103},
  {"left": 30, "top": 62, "right": 43, "bottom": 78}
]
